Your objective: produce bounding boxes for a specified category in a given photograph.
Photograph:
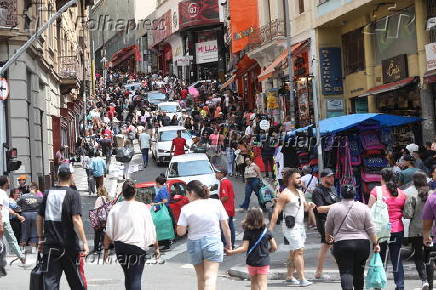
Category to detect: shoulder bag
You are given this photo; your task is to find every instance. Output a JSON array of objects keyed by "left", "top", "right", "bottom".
[
  {"left": 284, "top": 192, "right": 302, "bottom": 229},
  {"left": 329, "top": 203, "right": 354, "bottom": 246},
  {"left": 247, "top": 228, "right": 268, "bottom": 255}
]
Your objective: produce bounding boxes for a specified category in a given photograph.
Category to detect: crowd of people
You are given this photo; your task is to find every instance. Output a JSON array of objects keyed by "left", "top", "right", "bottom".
[{"left": 0, "top": 69, "right": 436, "bottom": 290}]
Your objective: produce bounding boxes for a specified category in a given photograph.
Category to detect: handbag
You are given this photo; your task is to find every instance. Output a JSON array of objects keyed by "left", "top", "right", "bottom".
[
  {"left": 150, "top": 205, "right": 175, "bottom": 241},
  {"left": 365, "top": 253, "right": 387, "bottom": 289},
  {"left": 284, "top": 196, "right": 301, "bottom": 229},
  {"left": 29, "top": 253, "right": 44, "bottom": 290}
]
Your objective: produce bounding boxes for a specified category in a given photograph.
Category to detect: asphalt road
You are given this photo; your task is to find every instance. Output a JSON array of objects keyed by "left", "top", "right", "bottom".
[{"left": 1, "top": 151, "right": 426, "bottom": 289}]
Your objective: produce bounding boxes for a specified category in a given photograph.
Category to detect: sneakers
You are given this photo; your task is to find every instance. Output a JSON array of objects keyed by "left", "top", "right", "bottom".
[
  {"left": 422, "top": 281, "right": 430, "bottom": 290},
  {"left": 299, "top": 280, "right": 313, "bottom": 287},
  {"left": 285, "top": 277, "right": 299, "bottom": 285}
]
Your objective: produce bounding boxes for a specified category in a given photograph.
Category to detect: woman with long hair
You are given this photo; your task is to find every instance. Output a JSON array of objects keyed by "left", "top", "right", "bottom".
[
  {"left": 177, "top": 180, "right": 232, "bottom": 290},
  {"left": 403, "top": 171, "right": 431, "bottom": 289},
  {"left": 368, "top": 168, "right": 406, "bottom": 290}
]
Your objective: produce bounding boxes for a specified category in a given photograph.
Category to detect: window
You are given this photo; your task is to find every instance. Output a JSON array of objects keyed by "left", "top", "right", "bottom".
[
  {"left": 299, "top": 0, "right": 305, "bottom": 14},
  {"left": 342, "top": 28, "right": 365, "bottom": 75},
  {"left": 168, "top": 160, "right": 214, "bottom": 178}
]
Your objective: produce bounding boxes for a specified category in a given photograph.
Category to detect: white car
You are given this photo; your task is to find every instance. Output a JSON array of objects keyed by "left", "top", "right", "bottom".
[
  {"left": 151, "top": 126, "right": 193, "bottom": 166},
  {"left": 166, "top": 153, "right": 220, "bottom": 197},
  {"left": 157, "top": 101, "right": 182, "bottom": 120}
]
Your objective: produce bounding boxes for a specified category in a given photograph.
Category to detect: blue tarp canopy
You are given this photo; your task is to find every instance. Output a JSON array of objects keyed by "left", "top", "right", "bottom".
[{"left": 290, "top": 113, "right": 422, "bottom": 136}]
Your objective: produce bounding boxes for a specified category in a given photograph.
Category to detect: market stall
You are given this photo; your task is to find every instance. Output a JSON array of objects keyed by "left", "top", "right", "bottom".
[{"left": 285, "top": 113, "right": 422, "bottom": 202}]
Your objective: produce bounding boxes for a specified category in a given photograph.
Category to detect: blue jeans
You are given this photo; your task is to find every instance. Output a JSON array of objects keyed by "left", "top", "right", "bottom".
[
  {"left": 379, "top": 232, "right": 404, "bottom": 290},
  {"left": 141, "top": 148, "right": 149, "bottom": 166},
  {"left": 240, "top": 178, "right": 261, "bottom": 209},
  {"left": 221, "top": 216, "right": 235, "bottom": 248}
]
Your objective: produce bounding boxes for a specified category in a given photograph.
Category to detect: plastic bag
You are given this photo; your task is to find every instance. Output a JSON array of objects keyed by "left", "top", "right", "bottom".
[
  {"left": 150, "top": 205, "right": 175, "bottom": 241},
  {"left": 365, "top": 253, "right": 387, "bottom": 289}
]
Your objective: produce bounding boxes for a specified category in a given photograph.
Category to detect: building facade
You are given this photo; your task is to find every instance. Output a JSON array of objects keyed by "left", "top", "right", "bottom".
[{"left": 0, "top": 0, "right": 92, "bottom": 188}]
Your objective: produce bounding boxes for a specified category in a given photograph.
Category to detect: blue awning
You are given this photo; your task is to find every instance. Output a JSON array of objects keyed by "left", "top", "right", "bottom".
[{"left": 290, "top": 113, "right": 422, "bottom": 136}]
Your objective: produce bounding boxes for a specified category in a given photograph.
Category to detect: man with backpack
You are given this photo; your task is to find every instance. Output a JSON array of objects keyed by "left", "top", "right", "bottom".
[{"left": 37, "top": 163, "right": 88, "bottom": 290}]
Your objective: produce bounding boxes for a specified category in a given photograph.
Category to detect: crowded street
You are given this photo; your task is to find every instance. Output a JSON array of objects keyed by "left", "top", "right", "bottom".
[{"left": 1, "top": 0, "right": 436, "bottom": 290}]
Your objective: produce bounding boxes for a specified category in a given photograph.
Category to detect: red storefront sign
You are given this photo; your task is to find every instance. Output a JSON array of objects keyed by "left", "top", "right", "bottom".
[
  {"left": 152, "top": 10, "right": 172, "bottom": 46},
  {"left": 178, "top": 0, "right": 219, "bottom": 30}
]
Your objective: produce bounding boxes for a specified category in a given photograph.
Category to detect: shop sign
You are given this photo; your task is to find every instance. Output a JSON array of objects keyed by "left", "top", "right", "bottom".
[
  {"left": 382, "top": 54, "right": 408, "bottom": 84},
  {"left": 152, "top": 10, "right": 172, "bottom": 46},
  {"left": 259, "top": 120, "right": 270, "bottom": 131},
  {"left": 326, "top": 99, "right": 344, "bottom": 111},
  {"left": 319, "top": 48, "right": 344, "bottom": 95},
  {"left": 425, "top": 43, "right": 436, "bottom": 71},
  {"left": 176, "top": 56, "right": 192, "bottom": 66},
  {"left": 195, "top": 40, "right": 218, "bottom": 64},
  {"left": 294, "top": 51, "right": 309, "bottom": 78},
  {"left": 178, "top": 0, "right": 219, "bottom": 30}
]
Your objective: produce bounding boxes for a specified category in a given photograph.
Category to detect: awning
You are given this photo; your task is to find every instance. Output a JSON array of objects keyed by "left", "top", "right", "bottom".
[
  {"left": 221, "top": 74, "right": 236, "bottom": 89},
  {"left": 424, "top": 69, "right": 436, "bottom": 84},
  {"left": 258, "top": 40, "right": 308, "bottom": 82},
  {"left": 358, "top": 77, "right": 418, "bottom": 98},
  {"left": 236, "top": 55, "right": 258, "bottom": 75},
  {"left": 111, "top": 45, "right": 140, "bottom": 68}
]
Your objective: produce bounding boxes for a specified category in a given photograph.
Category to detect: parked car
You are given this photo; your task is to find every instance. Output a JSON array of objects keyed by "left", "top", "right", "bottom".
[
  {"left": 157, "top": 101, "right": 182, "bottom": 120},
  {"left": 135, "top": 179, "right": 189, "bottom": 224},
  {"left": 166, "top": 153, "right": 220, "bottom": 197},
  {"left": 151, "top": 126, "right": 193, "bottom": 166}
]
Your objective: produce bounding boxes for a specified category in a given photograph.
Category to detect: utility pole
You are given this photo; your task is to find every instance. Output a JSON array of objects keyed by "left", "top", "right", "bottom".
[
  {"left": 0, "top": 0, "right": 79, "bottom": 76},
  {"left": 283, "top": 0, "right": 295, "bottom": 125}
]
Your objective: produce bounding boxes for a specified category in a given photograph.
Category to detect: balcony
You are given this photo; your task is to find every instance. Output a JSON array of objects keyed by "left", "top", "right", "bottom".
[
  {"left": 247, "top": 20, "right": 286, "bottom": 52},
  {"left": 59, "top": 56, "right": 78, "bottom": 80}
]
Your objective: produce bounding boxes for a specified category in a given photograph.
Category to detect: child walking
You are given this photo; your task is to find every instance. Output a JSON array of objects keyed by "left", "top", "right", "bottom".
[{"left": 226, "top": 208, "right": 277, "bottom": 290}]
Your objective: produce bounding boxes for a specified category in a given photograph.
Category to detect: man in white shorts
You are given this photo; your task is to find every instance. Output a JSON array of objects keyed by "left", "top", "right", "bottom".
[{"left": 269, "top": 168, "right": 315, "bottom": 287}]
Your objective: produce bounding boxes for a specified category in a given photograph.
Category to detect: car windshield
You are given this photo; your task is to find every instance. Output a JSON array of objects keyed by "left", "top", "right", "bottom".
[
  {"left": 159, "top": 105, "right": 178, "bottom": 113},
  {"left": 148, "top": 93, "right": 166, "bottom": 101},
  {"left": 168, "top": 160, "right": 214, "bottom": 178},
  {"left": 159, "top": 131, "right": 191, "bottom": 142}
]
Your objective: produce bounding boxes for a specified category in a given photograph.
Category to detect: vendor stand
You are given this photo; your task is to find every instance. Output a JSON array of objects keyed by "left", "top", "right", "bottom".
[{"left": 285, "top": 113, "right": 422, "bottom": 203}]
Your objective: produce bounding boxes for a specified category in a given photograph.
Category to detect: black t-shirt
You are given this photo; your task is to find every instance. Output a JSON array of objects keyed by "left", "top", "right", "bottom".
[
  {"left": 243, "top": 228, "right": 272, "bottom": 267},
  {"left": 312, "top": 184, "right": 338, "bottom": 222},
  {"left": 38, "top": 186, "right": 82, "bottom": 253}
]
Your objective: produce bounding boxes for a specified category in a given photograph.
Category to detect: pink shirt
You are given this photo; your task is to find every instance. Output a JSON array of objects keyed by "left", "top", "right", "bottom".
[{"left": 370, "top": 185, "right": 406, "bottom": 233}]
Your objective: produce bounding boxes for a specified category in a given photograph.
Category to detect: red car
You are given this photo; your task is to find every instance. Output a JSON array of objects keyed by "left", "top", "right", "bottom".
[{"left": 135, "top": 179, "right": 189, "bottom": 224}]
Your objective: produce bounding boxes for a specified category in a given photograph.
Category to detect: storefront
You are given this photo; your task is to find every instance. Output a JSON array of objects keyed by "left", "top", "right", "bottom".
[
  {"left": 235, "top": 55, "right": 261, "bottom": 110},
  {"left": 109, "top": 45, "right": 141, "bottom": 72},
  {"left": 359, "top": 55, "right": 421, "bottom": 117}
]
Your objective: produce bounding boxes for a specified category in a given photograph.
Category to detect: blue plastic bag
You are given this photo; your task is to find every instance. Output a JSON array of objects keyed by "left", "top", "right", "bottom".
[{"left": 366, "top": 253, "right": 387, "bottom": 289}]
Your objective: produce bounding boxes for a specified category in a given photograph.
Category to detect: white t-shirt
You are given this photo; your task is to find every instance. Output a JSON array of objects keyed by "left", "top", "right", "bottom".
[
  {"left": 106, "top": 201, "right": 157, "bottom": 250},
  {"left": 0, "top": 188, "right": 9, "bottom": 222},
  {"left": 177, "top": 199, "right": 228, "bottom": 240}
]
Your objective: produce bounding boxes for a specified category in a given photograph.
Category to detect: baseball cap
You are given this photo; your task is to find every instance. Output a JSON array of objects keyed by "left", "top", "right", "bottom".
[
  {"left": 406, "top": 143, "right": 419, "bottom": 153},
  {"left": 320, "top": 168, "right": 334, "bottom": 178},
  {"left": 58, "top": 163, "right": 73, "bottom": 176}
]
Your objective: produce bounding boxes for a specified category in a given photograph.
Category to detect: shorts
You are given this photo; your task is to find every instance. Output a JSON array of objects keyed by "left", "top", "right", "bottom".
[
  {"left": 187, "top": 236, "right": 223, "bottom": 265},
  {"left": 247, "top": 265, "right": 270, "bottom": 276},
  {"left": 317, "top": 220, "right": 327, "bottom": 244},
  {"left": 282, "top": 224, "right": 306, "bottom": 251}
]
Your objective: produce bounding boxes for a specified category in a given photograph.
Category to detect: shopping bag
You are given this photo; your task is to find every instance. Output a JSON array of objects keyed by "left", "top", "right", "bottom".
[
  {"left": 258, "top": 180, "right": 275, "bottom": 206},
  {"left": 365, "top": 253, "right": 387, "bottom": 289},
  {"left": 150, "top": 205, "right": 175, "bottom": 241},
  {"left": 29, "top": 253, "right": 44, "bottom": 290}
]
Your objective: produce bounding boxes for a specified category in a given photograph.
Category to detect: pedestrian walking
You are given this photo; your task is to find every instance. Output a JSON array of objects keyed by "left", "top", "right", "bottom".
[
  {"left": 0, "top": 176, "right": 26, "bottom": 266},
  {"left": 269, "top": 168, "right": 315, "bottom": 287},
  {"left": 17, "top": 186, "right": 43, "bottom": 248},
  {"left": 176, "top": 180, "right": 232, "bottom": 290},
  {"left": 36, "top": 163, "right": 88, "bottom": 290},
  {"left": 216, "top": 167, "right": 236, "bottom": 248},
  {"left": 403, "top": 171, "right": 431, "bottom": 289},
  {"left": 368, "top": 168, "right": 406, "bottom": 290},
  {"left": 121, "top": 139, "right": 134, "bottom": 180},
  {"left": 139, "top": 129, "right": 151, "bottom": 168},
  {"left": 92, "top": 186, "right": 109, "bottom": 253},
  {"left": 239, "top": 157, "right": 262, "bottom": 211},
  {"left": 104, "top": 180, "right": 159, "bottom": 290},
  {"left": 312, "top": 168, "right": 338, "bottom": 279},
  {"left": 301, "top": 166, "right": 318, "bottom": 228},
  {"left": 90, "top": 151, "right": 106, "bottom": 191},
  {"left": 226, "top": 208, "right": 278, "bottom": 290},
  {"left": 325, "top": 185, "right": 380, "bottom": 290}
]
